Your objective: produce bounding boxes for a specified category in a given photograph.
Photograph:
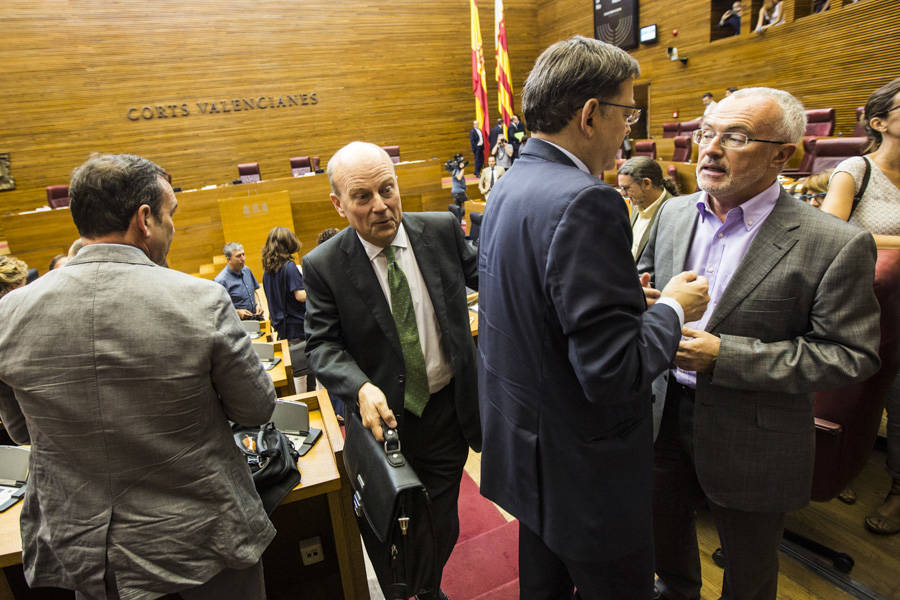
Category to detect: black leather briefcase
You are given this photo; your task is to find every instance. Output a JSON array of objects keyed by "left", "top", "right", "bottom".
[{"left": 343, "top": 411, "right": 439, "bottom": 600}]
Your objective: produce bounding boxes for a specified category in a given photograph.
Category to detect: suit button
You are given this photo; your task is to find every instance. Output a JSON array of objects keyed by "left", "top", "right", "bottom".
[{"left": 398, "top": 375, "right": 405, "bottom": 383}]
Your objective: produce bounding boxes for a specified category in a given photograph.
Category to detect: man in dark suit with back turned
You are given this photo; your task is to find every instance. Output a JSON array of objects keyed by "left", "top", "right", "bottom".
[
  {"left": 638, "top": 88, "right": 881, "bottom": 600},
  {"left": 303, "top": 142, "right": 480, "bottom": 600},
  {"left": 477, "top": 36, "right": 710, "bottom": 599}
]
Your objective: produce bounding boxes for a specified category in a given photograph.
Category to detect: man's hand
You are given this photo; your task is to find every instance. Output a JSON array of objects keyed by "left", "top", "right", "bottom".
[
  {"left": 236, "top": 308, "right": 253, "bottom": 319},
  {"left": 358, "top": 382, "right": 398, "bottom": 441},
  {"left": 675, "top": 327, "right": 720, "bottom": 373},
  {"left": 660, "top": 271, "right": 710, "bottom": 322},
  {"left": 640, "top": 272, "right": 660, "bottom": 307}
]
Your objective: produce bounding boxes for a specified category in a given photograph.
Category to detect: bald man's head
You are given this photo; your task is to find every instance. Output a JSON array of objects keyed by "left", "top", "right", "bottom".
[{"left": 327, "top": 142, "right": 402, "bottom": 248}]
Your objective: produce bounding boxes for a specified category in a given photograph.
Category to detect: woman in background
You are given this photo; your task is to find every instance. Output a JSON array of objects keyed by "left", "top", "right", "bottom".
[
  {"left": 262, "top": 227, "right": 307, "bottom": 342},
  {"left": 822, "top": 77, "right": 900, "bottom": 535},
  {"left": 754, "top": 0, "right": 783, "bottom": 34}
]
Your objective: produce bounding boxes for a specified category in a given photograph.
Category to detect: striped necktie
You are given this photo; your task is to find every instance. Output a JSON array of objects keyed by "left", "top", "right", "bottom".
[{"left": 382, "top": 245, "right": 429, "bottom": 416}]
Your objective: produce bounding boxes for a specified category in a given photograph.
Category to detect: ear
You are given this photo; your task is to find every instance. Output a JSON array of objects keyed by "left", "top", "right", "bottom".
[
  {"left": 134, "top": 204, "right": 153, "bottom": 237},
  {"left": 330, "top": 193, "right": 346, "bottom": 218},
  {"left": 868, "top": 116, "right": 886, "bottom": 133},
  {"left": 579, "top": 98, "right": 601, "bottom": 137},
  {"left": 771, "top": 143, "right": 797, "bottom": 169}
]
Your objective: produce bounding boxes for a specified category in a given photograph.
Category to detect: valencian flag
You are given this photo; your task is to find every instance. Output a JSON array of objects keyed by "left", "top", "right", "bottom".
[
  {"left": 494, "top": 0, "right": 514, "bottom": 138},
  {"left": 471, "top": 0, "right": 491, "bottom": 163}
]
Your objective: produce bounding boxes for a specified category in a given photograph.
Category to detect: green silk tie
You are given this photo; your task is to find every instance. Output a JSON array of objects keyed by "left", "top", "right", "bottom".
[{"left": 382, "top": 245, "right": 430, "bottom": 416}]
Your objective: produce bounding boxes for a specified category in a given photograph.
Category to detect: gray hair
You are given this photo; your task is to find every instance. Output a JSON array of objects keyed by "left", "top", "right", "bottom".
[
  {"left": 728, "top": 87, "right": 806, "bottom": 144},
  {"left": 522, "top": 36, "right": 640, "bottom": 134},
  {"left": 223, "top": 242, "right": 243, "bottom": 258},
  {"left": 327, "top": 141, "right": 393, "bottom": 196},
  {"left": 69, "top": 153, "right": 168, "bottom": 238}
]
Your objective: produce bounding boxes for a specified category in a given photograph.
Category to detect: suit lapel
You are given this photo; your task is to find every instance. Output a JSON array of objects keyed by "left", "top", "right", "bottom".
[
  {"left": 671, "top": 193, "right": 701, "bottom": 275},
  {"left": 706, "top": 191, "right": 800, "bottom": 332},
  {"left": 339, "top": 230, "right": 403, "bottom": 356},
  {"left": 404, "top": 216, "right": 451, "bottom": 342}
]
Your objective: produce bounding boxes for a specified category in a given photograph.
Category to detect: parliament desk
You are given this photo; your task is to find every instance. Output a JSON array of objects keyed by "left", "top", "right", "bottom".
[
  {"left": 0, "top": 389, "right": 369, "bottom": 600},
  {"left": 262, "top": 338, "right": 296, "bottom": 397}
]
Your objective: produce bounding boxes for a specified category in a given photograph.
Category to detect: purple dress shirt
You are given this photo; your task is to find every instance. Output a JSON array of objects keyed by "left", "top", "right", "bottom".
[{"left": 675, "top": 181, "right": 781, "bottom": 388}]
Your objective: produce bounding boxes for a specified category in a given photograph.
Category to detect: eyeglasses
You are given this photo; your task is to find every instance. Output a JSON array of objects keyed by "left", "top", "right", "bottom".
[
  {"left": 598, "top": 101, "right": 642, "bottom": 125},
  {"left": 798, "top": 192, "right": 826, "bottom": 202},
  {"left": 692, "top": 129, "right": 789, "bottom": 149},
  {"left": 886, "top": 105, "right": 900, "bottom": 114}
]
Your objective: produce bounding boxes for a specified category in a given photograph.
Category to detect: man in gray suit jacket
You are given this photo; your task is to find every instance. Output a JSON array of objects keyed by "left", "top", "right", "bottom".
[
  {"left": 0, "top": 154, "right": 276, "bottom": 600},
  {"left": 638, "top": 88, "right": 881, "bottom": 600},
  {"left": 303, "top": 142, "right": 479, "bottom": 600}
]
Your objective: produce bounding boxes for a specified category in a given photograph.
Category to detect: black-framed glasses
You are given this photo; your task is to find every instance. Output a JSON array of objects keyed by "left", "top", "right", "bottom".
[
  {"left": 886, "top": 104, "right": 900, "bottom": 114},
  {"left": 692, "top": 129, "right": 789, "bottom": 149},
  {"left": 598, "top": 101, "right": 642, "bottom": 125}
]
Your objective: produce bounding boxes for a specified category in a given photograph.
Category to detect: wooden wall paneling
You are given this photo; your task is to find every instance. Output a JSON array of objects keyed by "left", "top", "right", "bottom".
[
  {"left": 1, "top": 160, "right": 451, "bottom": 277},
  {"left": 0, "top": 0, "right": 540, "bottom": 224},
  {"left": 537, "top": 0, "right": 899, "bottom": 147},
  {"left": 219, "top": 190, "right": 294, "bottom": 279}
]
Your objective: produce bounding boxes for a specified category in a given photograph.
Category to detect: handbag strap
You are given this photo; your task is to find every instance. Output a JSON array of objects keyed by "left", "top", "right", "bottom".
[{"left": 849, "top": 156, "right": 872, "bottom": 218}]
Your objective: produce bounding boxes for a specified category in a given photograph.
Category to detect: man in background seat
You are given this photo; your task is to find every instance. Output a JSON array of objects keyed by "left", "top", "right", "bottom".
[{"left": 215, "top": 241, "right": 264, "bottom": 319}]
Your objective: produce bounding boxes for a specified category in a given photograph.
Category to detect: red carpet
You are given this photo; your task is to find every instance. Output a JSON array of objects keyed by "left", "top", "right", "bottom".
[
  {"left": 442, "top": 472, "right": 519, "bottom": 599},
  {"left": 456, "top": 470, "right": 507, "bottom": 543}
]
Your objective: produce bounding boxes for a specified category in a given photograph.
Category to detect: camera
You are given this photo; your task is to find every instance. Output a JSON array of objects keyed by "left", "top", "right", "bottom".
[{"left": 443, "top": 153, "right": 468, "bottom": 173}]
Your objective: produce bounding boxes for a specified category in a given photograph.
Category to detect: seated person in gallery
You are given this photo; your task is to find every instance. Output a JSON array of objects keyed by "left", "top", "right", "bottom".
[{"left": 214, "top": 241, "right": 264, "bottom": 319}]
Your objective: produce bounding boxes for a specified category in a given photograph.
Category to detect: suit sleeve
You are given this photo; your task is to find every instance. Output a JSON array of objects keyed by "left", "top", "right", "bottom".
[
  {"left": 546, "top": 186, "right": 681, "bottom": 401},
  {"left": 302, "top": 254, "right": 371, "bottom": 406},
  {"left": 209, "top": 287, "right": 277, "bottom": 424},
  {"left": 713, "top": 229, "right": 881, "bottom": 393},
  {"left": 0, "top": 379, "right": 29, "bottom": 444}
]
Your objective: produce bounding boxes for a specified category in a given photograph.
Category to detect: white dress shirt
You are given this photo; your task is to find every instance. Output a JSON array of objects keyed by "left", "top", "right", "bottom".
[{"left": 358, "top": 224, "right": 453, "bottom": 394}]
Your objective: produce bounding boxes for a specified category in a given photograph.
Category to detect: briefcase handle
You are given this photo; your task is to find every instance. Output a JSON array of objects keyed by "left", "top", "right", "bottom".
[{"left": 382, "top": 423, "right": 406, "bottom": 468}]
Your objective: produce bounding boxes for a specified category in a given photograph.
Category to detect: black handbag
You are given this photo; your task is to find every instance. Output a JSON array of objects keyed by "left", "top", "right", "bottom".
[
  {"left": 233, "top": 422, "right": 302, "bottom": 514},
  {"left": 343, "top": 411, "right": 439, "bottom": 599}
]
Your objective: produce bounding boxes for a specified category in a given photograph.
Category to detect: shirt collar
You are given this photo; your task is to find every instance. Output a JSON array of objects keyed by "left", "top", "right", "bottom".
[
  {"left": 696, "top": 181, "right": 780, "bottom": 229},
  {"left": 538, "top": 139, "right": 591, "bottom": 174},
  {"left": 358, "top": 222, "right": 409, "bottom": 263},
  {"left": 636, "top": 189, "right": 668, "bottom": 219}
]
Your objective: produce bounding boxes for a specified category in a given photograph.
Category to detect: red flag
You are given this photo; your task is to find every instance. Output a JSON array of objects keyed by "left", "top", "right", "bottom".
[
  {"left": 471, "top": 0, "right": 491, "bottom": 162},
  {"left": 494, "top": 0, "right": 515, "bottom": 139}
]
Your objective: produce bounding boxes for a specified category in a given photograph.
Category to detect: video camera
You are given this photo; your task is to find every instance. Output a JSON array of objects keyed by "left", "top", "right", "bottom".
[{"left": 443, "top": 153, "right": 468, "bottom": 173}]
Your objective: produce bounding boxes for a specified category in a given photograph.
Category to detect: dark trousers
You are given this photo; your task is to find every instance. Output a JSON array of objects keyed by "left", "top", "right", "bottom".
[
  {"left": 653, "top": 383, "right": 785, "bottom": 600},
  {"left": 473, "top": 148, "right": 484, "bottom": 176},
  {"left": 518, "top": 523, "right": 653, "bottom": 600},
  {"left": 452, "top": 192, "right": 468, "bottom": 212},
  {"left": 401, "top": 380, "right": 469, "bottom": 593}
]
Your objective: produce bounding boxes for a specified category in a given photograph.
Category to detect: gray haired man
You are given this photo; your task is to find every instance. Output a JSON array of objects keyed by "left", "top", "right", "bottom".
[
  {"left": 639, "top": 88, "right": 880, "bottom": 600},
  {"left": 215, "top": 241, "right": 264, "bottom": 319}
]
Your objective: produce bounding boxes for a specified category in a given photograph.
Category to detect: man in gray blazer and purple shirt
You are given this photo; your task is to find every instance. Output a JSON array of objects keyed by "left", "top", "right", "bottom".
[
  {"left": 0, "top": 154, "right": 276, "bottom": 600},
  {"left": 638, "top": 88, "right": 881, "bottom": 600}
]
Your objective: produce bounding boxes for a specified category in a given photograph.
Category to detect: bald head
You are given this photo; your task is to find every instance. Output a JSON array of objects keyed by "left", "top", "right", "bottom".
[
  {"left": 327, "top": 142, "right": 394, "bottom": 196},
  {"left": 327, "top": 141, "right": 403, "bottom": 248}
]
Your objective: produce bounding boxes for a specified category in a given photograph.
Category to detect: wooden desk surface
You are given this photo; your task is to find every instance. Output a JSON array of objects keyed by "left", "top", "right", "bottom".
[{"left": 0, "top": 408, "right": 339, "bottom": 569}]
